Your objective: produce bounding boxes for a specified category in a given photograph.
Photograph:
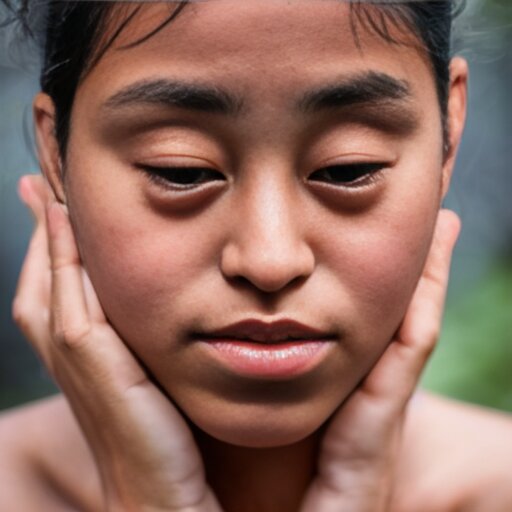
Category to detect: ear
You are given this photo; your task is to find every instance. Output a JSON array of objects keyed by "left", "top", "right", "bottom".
[
  {"left": 441, "top": 57, "right": 468, "bottom": 200},
  {"left": 33, "top": 92, "right": 67, "bottom": 203}
]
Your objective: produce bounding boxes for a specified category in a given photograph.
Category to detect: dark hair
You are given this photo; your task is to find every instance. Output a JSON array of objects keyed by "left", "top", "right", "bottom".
[{"left": 1, "top": 0, "right": 465, "bottom": 160}]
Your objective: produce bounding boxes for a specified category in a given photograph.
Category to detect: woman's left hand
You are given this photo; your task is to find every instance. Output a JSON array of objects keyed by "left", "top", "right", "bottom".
[{"left": 300, "top": 209, "right": 461, "bottom": 512}]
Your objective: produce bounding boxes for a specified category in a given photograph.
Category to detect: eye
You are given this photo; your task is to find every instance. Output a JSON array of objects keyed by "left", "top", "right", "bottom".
[
  {"left": 137, "top": 165, "right": 226, "bottom": 190},
  {"left": 308, "top": 162, "right": 387, "bottom": 187}
]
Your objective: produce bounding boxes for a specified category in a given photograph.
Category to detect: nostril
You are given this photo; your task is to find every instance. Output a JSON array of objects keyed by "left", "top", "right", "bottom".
[
  {"left": 221, "top": 257, "right": 314, "bottom": 294},
  {"left": 228, "top": 276, "right": 309, "bottom": 299},
  {"left": 219, "top": 229, "right": 316, "bottom": 293}
]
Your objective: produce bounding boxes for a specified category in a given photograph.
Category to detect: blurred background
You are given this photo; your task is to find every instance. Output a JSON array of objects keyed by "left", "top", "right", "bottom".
[{"left": 0, "top": 0, "right": 511, "bottom": 411}]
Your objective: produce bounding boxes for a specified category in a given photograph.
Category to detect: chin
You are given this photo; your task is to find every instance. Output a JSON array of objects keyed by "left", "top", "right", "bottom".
[{"left": 183, "top": 401, "right": 335, "bottom": 448}]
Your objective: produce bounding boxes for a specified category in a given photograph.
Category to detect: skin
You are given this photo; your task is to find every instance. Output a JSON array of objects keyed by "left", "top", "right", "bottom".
[
  {"left": 37, "top": 0, "right": 465, "bottom": 445},
  {"left": 4, "top": 1, "right": 476, "bottom": 511}
]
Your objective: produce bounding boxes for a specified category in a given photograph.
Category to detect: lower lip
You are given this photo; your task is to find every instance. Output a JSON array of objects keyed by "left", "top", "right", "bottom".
[{"left": 200, "top": 339, "right": 335, "bottom": 379}]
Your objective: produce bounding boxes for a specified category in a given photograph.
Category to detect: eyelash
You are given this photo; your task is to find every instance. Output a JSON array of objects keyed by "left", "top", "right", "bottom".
[
  {"left": 137, "top": 162, "right": 387, "bottom": 192},
  {"left": 308, "top": 162, "right": 388, "bottom": 188},
  {"left": 138, "top": 165, "right": 226, "bottom": 190}
]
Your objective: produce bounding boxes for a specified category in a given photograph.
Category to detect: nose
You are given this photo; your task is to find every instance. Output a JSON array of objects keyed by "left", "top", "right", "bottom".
[{"left": 220, "top": 179, "right": 315, "bottom": 293}]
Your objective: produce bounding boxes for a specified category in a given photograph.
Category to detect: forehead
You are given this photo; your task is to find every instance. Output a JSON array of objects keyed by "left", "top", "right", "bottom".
[{"left": 78, "top": 0, "right": 435, "bottom": 113}]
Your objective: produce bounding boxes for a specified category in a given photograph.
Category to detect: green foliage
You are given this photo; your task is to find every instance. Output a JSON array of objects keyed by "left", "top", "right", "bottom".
[{"left": 422, "top": 260, "right": 512, "bottom": 412}]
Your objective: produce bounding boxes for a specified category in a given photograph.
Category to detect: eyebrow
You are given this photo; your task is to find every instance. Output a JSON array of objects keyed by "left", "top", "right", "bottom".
[
  {"left": 102, "top": 78, "right": 243, "bottom": 115},
  {"left": 101, "top": 71, "right": 416, "bottom": 125},
  {"left": 298, "top": 71, "right": 412, "bottom": 112}
]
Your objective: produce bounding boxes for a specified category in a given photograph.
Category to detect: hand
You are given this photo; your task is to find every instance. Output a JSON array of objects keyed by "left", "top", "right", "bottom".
[
  {"left": 300, "top": 209, "right": 461, "bottom": 512},
  {"left": 13, "top": 175, "right": 223, "bottom": 512}
]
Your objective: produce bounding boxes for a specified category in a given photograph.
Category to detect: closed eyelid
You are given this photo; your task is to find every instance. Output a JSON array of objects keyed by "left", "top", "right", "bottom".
[{"left": 306, "top": 161, "right": 390, "bottom": 190}]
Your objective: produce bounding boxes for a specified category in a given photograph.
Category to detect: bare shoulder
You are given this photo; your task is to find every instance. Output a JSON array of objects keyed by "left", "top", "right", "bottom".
[
  {"left": 393, "top": 391, "right": 512, "bottom": 512},
  {"left": 0, "top": 394, "right": 102, "bottom": 512}
]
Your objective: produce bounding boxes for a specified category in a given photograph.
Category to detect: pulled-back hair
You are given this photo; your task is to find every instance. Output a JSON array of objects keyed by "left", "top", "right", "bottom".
[{"left": 1, "top": 0, "right": 465, "bottom": 159}]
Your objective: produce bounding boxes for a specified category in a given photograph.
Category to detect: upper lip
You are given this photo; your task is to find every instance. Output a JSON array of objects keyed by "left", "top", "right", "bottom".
[{"left": 197, "top": 319, "right": 335, "bottom": 344}]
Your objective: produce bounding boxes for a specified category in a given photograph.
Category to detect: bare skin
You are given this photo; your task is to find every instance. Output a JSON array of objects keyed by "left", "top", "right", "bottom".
[
  {"left": 2, "top": 390, "right": 512, "bottom": 512},
  {"left": 6, "top": 175, "right": 512, "bottom": 512},
  {"left": 2, "top": 2, "right": 512, "bottom": 511},
  {"left": 7, "top": 170, "right": 462, "bottom": 510}
]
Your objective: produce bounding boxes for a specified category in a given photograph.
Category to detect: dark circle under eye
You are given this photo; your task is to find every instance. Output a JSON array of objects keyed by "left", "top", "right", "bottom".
[
  {"left": 147, "top": 166, "right": 225, "bottom": 186},
  {"left": 309, "top": 162, "right": 385, "bottom": 184}
]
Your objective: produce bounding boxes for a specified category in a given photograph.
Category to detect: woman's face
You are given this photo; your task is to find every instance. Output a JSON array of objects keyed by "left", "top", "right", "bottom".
[{"left": 45, "top": 1, "right": 461, "bottom": 446}]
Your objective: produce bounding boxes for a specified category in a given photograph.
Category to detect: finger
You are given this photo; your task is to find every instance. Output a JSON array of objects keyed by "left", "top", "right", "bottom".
[
  {"left": 46, "top": 200, "right": 147, "bottom": 390},
  {"left": 12, "top": 224, "right": 52, "bottom": 357},
  {"left": 362, "top": 209, "right": 461, "bottom": 402},
  {"left": 82, "top": 267, "right": 107, "bottom": 324},
  {"left": 398, "top": 209, "right": 461, "bottom": 349},
  {"left": 22, "top": 174, "right": 106, "bottom": 325},
  {"left": 13, "top": 179, "right": 53, "bottom": 362},
  {"left": 46, "top": 200, "right": 92, "bottom": 349}
]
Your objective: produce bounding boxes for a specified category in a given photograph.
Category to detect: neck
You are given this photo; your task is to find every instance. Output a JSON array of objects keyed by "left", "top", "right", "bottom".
[{"left": 193, "top": 428, "right": 322, "bottom": 512}]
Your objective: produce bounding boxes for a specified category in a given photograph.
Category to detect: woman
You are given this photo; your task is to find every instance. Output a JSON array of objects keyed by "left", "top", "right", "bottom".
[{"left": 1, "top": 1, "right": 512, "bottom": 511}]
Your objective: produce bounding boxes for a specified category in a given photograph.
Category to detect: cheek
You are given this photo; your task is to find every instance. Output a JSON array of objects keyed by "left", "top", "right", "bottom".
[
  {"left": 309, "top": 174, "right": 441, "bottom": 383},
  {"left": 69, "top": 189, "right": 215, "bottom": 347},
  {"left": 325, "top": 195, "right": 438, "bottom": 362}
]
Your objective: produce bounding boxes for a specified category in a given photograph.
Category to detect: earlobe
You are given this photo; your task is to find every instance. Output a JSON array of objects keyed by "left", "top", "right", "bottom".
[
  {"left": 441, "top": 57, "right": 469, "bottom": 200},
  {"left": 33, "top": 92, "right": 66, "bottom": 203}
]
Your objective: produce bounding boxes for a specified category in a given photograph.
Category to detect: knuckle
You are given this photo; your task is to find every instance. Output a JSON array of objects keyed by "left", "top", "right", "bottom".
[
  {"left": 51, "top": 254, "right": 81, "bottom": 274},
  {"left": 52, "top": 321, "right": 92, "bottom": 350},
  {"left": 416, "top": 326, "right": 440, "bottom": 357}
]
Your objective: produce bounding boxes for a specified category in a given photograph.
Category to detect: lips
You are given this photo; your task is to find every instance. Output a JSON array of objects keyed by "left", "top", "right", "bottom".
[
  {"left": 197, "top": 318, "right": 335, "bottom": 344},
  {"left": 193, "top": 319, "right": 336, "bottom": 379}
]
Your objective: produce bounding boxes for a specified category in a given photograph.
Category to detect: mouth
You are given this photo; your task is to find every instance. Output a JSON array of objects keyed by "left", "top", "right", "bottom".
[
  {"left": 192, "top": 319, "right": 337, "bottom": 380},
  {"left": 197, "top": 318, "right": 335, "bottom": 343}
]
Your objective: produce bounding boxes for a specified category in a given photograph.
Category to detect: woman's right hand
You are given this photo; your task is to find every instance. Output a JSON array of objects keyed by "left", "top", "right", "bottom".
[{"left": 12, "top": 174, "right": 223, "bottom": 512}]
